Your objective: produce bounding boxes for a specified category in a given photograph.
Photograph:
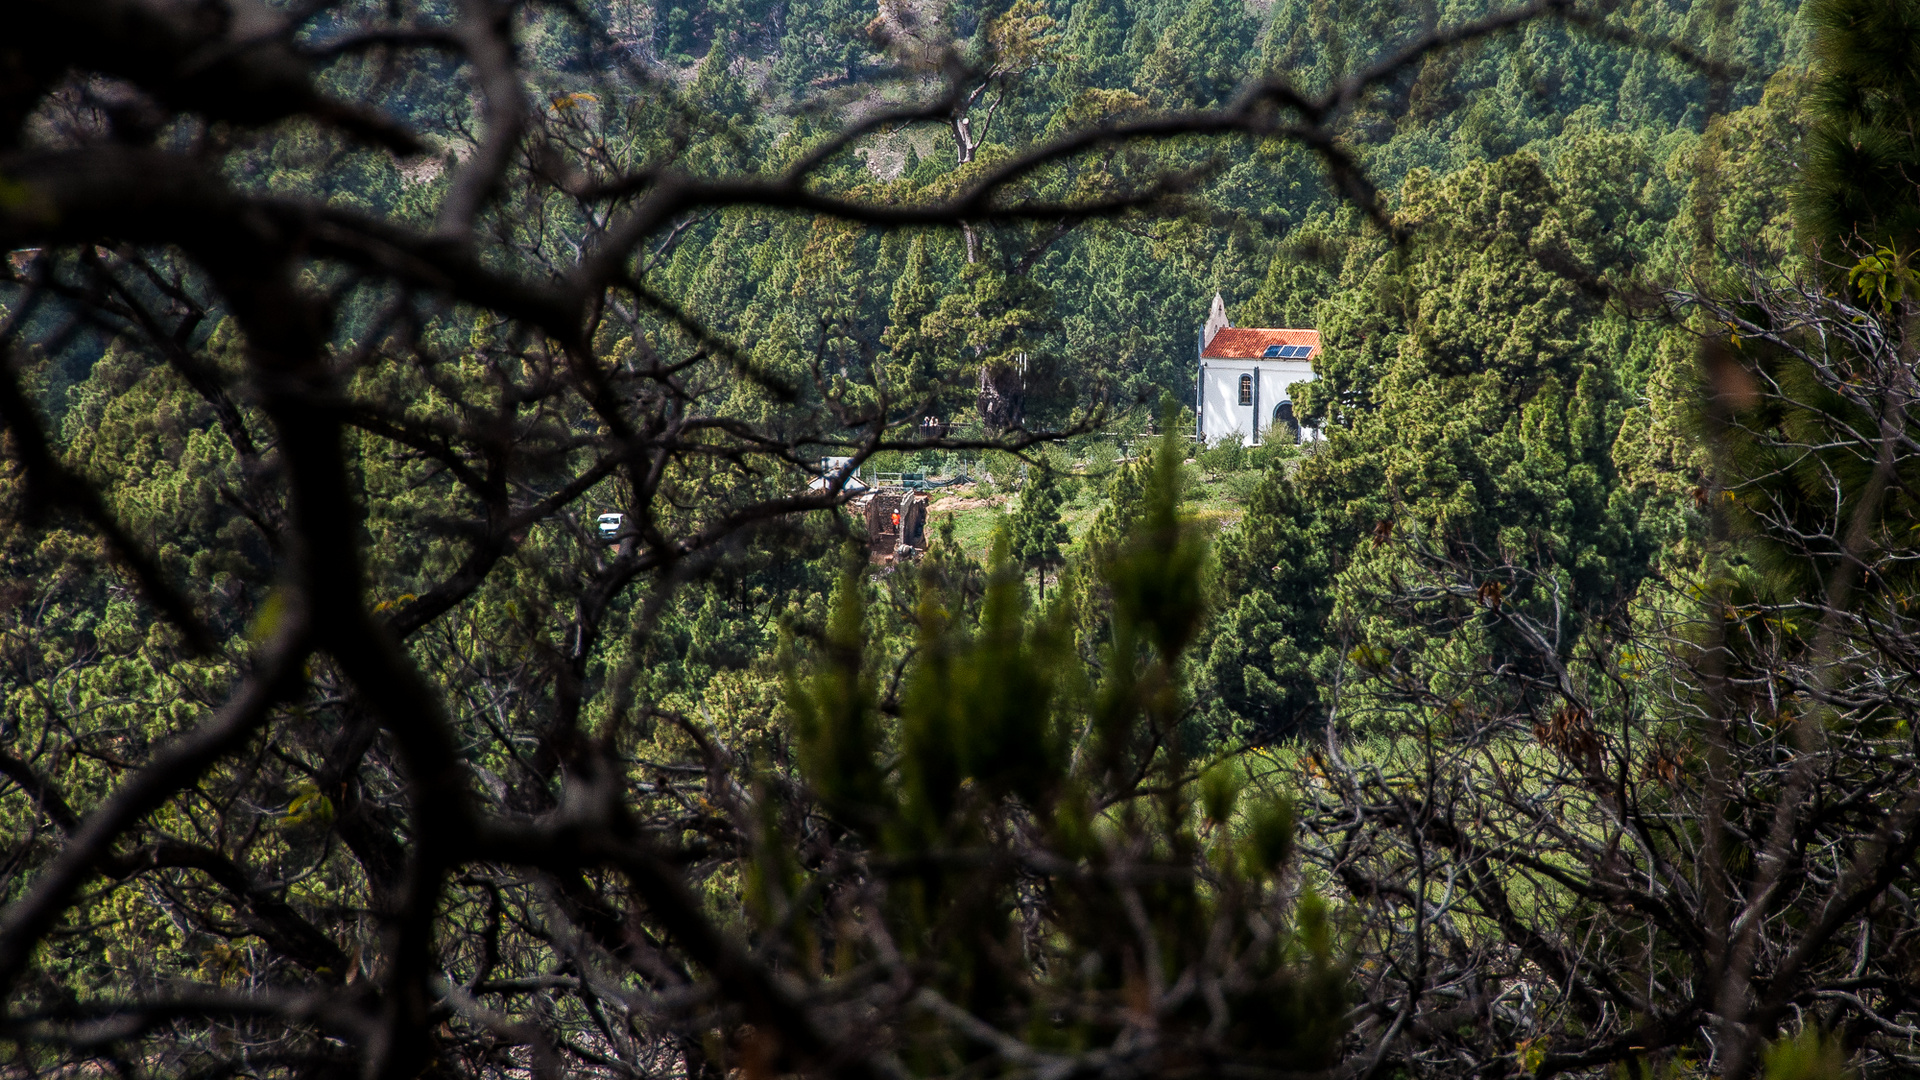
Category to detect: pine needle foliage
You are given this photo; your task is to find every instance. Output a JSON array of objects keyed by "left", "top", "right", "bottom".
[
  {"left": 1798, "top": 0, "right": 1920, "bottom": 261},
  {"left": 1010, "top": 465, "right": 1069, "bottom": 599},
  {"left": 779, "top": 433, "right": 1346, "bottom": 1077}
]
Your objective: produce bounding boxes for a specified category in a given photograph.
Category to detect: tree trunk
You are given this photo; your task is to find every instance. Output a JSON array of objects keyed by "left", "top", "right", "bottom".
[
  {"left": 953, "top": 116, "right": 980, "bottom": 263},
  {"left": 977, "top": 361, "right": 1023, "bottom": 431}
]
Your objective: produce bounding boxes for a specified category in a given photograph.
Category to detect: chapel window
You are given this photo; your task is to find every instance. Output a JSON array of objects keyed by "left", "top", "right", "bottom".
[{"left": 1238, "top": 374, "right": 1253, "bottom": 406}]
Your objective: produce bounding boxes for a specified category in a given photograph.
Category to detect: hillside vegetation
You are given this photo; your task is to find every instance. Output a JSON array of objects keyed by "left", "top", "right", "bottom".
[{"left": 5, "top": 0, "right": 1920, "bottom": 1078}]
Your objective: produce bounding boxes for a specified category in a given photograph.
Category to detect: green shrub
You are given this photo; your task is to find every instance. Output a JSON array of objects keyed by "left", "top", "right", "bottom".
[{"left": 1199, "top": 431, "right": 1247, "bottom": 474}]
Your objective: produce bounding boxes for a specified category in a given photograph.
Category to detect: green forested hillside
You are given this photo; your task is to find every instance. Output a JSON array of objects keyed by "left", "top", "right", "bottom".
[
  {"left": 551, "top": 0, "right": 1806, "bottom": 405},
  {"left": 8, "top": 0, "right": 1920, "bottom": 1077}
]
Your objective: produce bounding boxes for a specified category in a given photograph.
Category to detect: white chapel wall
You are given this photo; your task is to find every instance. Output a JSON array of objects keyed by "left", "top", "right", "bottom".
[{"left": 1200, "top": 359, "right": 1315, "bottom": 446}]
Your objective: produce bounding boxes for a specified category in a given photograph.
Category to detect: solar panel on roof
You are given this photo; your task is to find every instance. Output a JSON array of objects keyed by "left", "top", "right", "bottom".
[{"left": 1263, "top": 345, "right": 1283, "bottom": 358}]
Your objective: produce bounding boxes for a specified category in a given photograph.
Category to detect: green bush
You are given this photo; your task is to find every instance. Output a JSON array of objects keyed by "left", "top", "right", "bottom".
[{"left": 1199, "top": 431, "right": 1247, "bottom": 474}]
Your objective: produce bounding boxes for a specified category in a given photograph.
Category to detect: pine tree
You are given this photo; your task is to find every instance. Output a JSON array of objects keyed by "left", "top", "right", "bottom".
[
  {"left": 879, "top": 235, "right": 943, "bottom": 409},
  {"left": 1712, "top": 0, "right": 1920, "bottom": 608},
  {"left": 919, "top": 261, "right": 1060, "bottom": 430},
  {"left": 1293, "top": 148, "right": 1654, "bottom": 610},
  {"left": 1199, "top": 463, "right": 1331, "bottom": 742},
  {"left": 1797, "top": 0, "right": 1920, "bottom": 262},
  {"left": 1055, "top": 0, "right": 1131, "bottom": 90},
  {"left": 779, "top": 446, "right": 1345, "bottom": 1076},
  {"left": 1137, "top": 0, "right": 1258, "bottom": 108},
  {"left": 1011, "top": 466, "right": 1069, "bottom": 599}
]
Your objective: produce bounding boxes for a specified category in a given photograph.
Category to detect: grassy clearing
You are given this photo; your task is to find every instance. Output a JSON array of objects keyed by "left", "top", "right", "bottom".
[{"left": 920, "top": 457, "right": 1281, "bottom": 565}]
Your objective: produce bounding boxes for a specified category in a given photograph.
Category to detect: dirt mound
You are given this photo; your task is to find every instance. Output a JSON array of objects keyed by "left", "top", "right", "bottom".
[{"left": 933, "top": 496, "right": 1000, "bottom": 513}]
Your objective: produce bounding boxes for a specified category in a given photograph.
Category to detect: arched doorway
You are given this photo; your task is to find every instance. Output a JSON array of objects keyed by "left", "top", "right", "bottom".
[{"left": 1271, "top": 400, "right": 1299, "bottom": 444}]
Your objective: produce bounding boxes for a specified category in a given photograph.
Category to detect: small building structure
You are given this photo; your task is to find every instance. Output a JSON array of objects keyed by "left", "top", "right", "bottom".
[
  {"left": 810, "top": 460, "right": 932, "bottom": 565},
  {"left": 808, "top": 456, "right": 871, "bottom": 494},
  {"left": 862, "top": 489, "right": 928, "bottom": 564},
  {"left": 1194, "top": 294, "right": 1320, "bottom": 447}
]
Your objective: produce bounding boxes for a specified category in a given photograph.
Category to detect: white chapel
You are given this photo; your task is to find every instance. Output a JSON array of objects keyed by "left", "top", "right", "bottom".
[{"left": 1194, "top": 293, "right": 1320, "bottom": 447}]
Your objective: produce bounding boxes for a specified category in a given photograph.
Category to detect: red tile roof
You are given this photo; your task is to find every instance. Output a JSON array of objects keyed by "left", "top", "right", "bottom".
[{"left": 1202, "top": 327, "right": 1320, "bottom": 359}]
